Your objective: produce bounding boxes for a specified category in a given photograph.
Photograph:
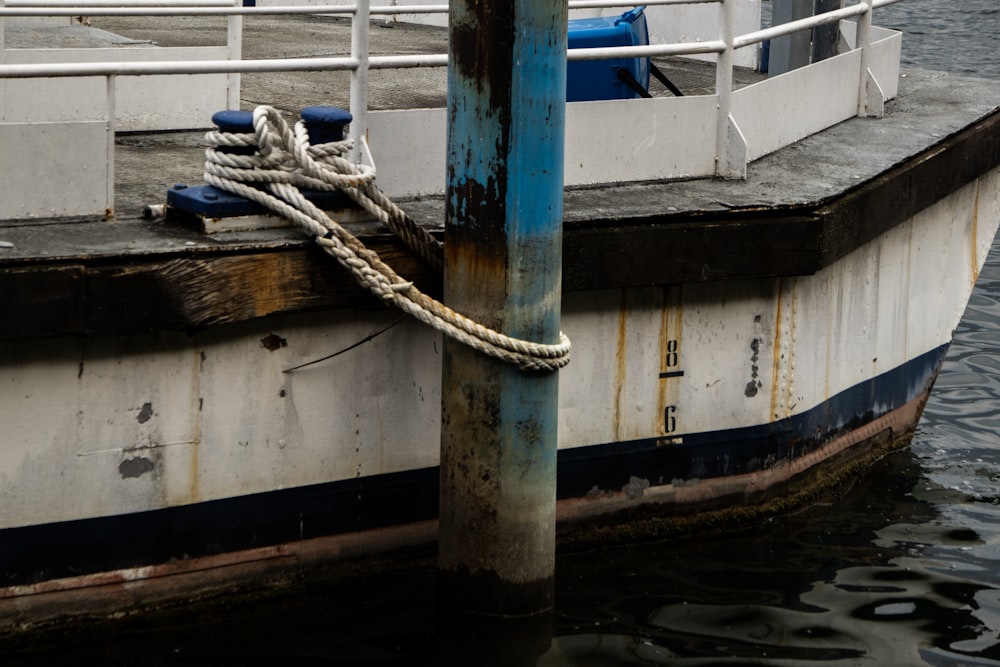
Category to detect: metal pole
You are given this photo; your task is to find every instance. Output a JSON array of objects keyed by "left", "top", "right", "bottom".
[
  {"left": 105, "top": 74, "right": 116, "bottom": 217},
  {"left": 440, "top": 0, "right": 567, "bottom": 617},
  {"left": 1, "top": 0, "right": 6, "bottom": 122},
  {"left": 856, "top": 0, "right": 873, "bottom": 116},
  {"left": 714, "top": 0, "right": 736, "bottom": 178},
  {"left": 349, "top": 0, "right": 369, "bottom": 162},
  {"left": 227, "top": 0, "right": 242, "bottom": 110},
  {"left": 769, "top": 0, "right": 812, "bottom": 76},
  {"left": 811, "top": 0, "right": 843, "bottom": 63}
]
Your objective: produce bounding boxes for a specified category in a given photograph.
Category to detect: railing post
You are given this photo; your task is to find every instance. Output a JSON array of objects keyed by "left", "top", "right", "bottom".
[
  {"left": 856, "top": 0, "right": 875, "bottom": 116},
  {"left": 1, "top": 0, "right": 6, "bottom": 122},
  {"left": 440, "top": 0, "right": 567, "bottom": 617},
  {"left": 349, "top": 0, "right": 370, "bottom": 162},
  {"left": 715, "top": 0, "right": 744, "bottom": 179},
  {"left": 227, "top": 0, "right": 242, "bottom": 110},
  {"left": 105, "top": 74, "right": 116, "bottom": 217}
]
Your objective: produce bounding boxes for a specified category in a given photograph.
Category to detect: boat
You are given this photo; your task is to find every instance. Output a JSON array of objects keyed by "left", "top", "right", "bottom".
[{"left": 1, "top": 0, "right": 999, "bottom": 627}]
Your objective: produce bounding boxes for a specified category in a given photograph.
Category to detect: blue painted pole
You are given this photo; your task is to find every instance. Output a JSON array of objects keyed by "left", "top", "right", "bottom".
[{"left": 439, "top": 0, "right": 567, "bottom": 616}]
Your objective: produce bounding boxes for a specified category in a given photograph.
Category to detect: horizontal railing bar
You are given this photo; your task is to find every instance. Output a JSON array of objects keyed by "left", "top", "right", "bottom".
[
  {"left": 0, "top": 0, "right": 892, "bottom": 80},
  {"left": 368, "top": 53, "right": 449, "bottom": 68},
  {"left": 733, "top": 2, "right": 867, "bottom": 49},
  {"left": 0, "top": 0, "right": 877, "bottom": 42},
  {"left": 0, "top": 56, "right": 361, "bottom": 77},
  {"left": 3, "top": 0, "right": 715, "bottom": 10},
  {"left": 369, "top": 4, "right": 446, "bottom": 13},
  {"left": 3, "top": 0, "right": 721, "bottom": 16},
  {"left": 0, "top": 5, "right": 355, "bottom": 15},
  {"left": 7, "top": 0, "right": 233, "bottom": 6},
  {"left": 568, "top": 40, "right": 727, "bottom": 60},
  {"left": 0, "top": 39, "right": 737, "bottom": 78},
  {"left": 569, "top": 0, "right": 719, "bottom": 7}
]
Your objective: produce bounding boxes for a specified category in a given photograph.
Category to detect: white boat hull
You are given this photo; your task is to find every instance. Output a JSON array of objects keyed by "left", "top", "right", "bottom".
[{"left": 1, "top": 160, "right": 997, "bottom": 627}]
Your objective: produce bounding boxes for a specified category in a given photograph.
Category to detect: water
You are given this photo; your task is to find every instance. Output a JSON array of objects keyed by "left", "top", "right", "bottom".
[
  {"left": 541, "top": 3, "right": 1000, "bottom": 663},
  {"left": 5, "top": 1, "right": 1000, "bottom": 664},
  {"left": 540, "top": 3, "right": 1000, "bottom": 663},
  {"left": 875, "top": 0, "right": 1000, "bottom": 79}
]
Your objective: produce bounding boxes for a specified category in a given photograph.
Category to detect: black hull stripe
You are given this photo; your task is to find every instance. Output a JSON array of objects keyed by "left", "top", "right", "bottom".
[{"left": 0, "top": 344, "right": 947, "bottom": 586}]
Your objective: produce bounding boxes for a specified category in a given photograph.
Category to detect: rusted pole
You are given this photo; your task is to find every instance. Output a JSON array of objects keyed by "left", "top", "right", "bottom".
[{"left": 439, "top": 0, "right": 567, "bottom": 616}]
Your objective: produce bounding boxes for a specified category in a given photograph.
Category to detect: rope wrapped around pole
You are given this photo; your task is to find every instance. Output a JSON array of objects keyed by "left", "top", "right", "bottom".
[{"left": 203, "top": 105, "right": 571, "bottom": 372}]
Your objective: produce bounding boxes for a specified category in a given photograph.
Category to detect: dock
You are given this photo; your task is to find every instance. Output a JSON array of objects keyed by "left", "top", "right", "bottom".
[{"left": 1, "top": 16, "right": 998, "bottom": 341}]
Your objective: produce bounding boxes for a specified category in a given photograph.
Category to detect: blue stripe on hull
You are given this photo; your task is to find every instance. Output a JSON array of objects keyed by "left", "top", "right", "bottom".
[{"left": 0, "top": 345, "right": 947, "bottom": 587}]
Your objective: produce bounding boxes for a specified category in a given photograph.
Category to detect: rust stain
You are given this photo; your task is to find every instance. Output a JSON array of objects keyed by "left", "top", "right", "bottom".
[
  {"left": 613, "top": 289, "right": 629, "bottom": 441},
  {"left": 208, "top": 254, "right": 302, "bottom": 322},
  {"left": 557, "top": 389, "right": 933, "bottom": 526},
  {"left": 785, "top": 283, "right": 798, "bottom": 414},
  {"left": 824, "top": 291, "right": 832, "bottom": 402},
  {"left": 187, "top": 349, "right": 202, "bottom": 504},
  {"left": 971, "top": 178, "right": 981, "bottom": 286},
  {"left": 247, "top": 254, "right": 292, "bottom": 318},
  {"left": 769, "top": 278, "right": 784, "bottom": 421},
  {"left": 656, "top": 285, "right": 683, "bottom": 436},
  {"left": 444, "top": 239, "right": 508, "bottom": 330},
  {"left": 0, "top": 518, "right": 439, "bottom": 635}
]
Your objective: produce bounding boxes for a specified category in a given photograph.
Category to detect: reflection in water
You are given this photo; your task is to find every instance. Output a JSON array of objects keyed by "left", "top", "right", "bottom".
[
  {"left": 545, "top": 459, "right": 1000, "bottom": 665},
  {"left": 438, "top": 613, "right": 553, "bottom": 667},
  {"left": 542, "top": 453, "right": 993, "bottom": 665}
]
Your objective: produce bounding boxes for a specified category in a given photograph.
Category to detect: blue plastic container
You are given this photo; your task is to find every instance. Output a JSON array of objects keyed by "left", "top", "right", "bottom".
[{"left": 567, "top": 6, "right": 650, "bottom": 102}]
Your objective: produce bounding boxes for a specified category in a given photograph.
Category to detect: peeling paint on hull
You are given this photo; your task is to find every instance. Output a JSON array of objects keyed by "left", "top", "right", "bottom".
[
  {"left": 2, "top": 63, "right": 1000, "bottom": 632},
  {"left": 1, "top": 160, "right": 997, "bottom": 629},
  {"left": 0, "top": 380, "right": 934, "bottom": 633}
]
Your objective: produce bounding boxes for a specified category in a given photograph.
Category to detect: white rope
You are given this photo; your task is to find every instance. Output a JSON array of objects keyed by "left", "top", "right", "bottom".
[{"left": 203, "top": 105, "right": 571, "bottom": 372}]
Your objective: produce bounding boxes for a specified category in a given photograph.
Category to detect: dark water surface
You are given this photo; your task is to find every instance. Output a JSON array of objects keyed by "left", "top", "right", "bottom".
[
  {"left": 6, "top": 1, "right": 1000, "bottom": 664},
  {"left": 543, "top": 3, "right": 1000, "bottom": 663},
  {"left": 544, "top": 3, "right": 1000, "bottom": 663}
]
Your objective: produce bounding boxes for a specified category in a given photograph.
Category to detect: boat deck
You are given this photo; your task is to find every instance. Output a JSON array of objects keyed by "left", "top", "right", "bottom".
[
  {"left": 2, "top": 16, "right": 1000, "bottom": 341},
  {"left": 8, "top": 14, "right": 766, "bottom": 217}
]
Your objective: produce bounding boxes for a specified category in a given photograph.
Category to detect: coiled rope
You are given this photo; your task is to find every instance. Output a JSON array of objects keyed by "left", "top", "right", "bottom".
[{"left": 203, "top": 105, "right": 571, "bottom": 372}]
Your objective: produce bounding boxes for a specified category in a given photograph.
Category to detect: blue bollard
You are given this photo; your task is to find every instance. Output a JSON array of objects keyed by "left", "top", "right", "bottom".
[
  {"left": 300, "top": 106, "right": 353, "bottom": 145},
  {"left": 167, "top": 107, "right": 355, "bottom": 219}
]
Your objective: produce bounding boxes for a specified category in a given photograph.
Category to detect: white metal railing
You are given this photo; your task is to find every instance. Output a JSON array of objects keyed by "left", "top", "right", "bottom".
[{"left": 0, "top": 0, "right": 902, "bottom": 210}]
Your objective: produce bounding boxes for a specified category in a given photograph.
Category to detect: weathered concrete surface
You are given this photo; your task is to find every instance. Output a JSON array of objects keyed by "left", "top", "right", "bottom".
[
  {"left": 109, "top": 66, "right": 1000, "bottom": 226},
  {"left": 8, "top": 15, "right": 997, "bottom": 225},
  {"left": 91, "top": 13, "right": 450, "bottom": 113},
  {"left": 3, "top": 14, "right": 764, "bottom": 217}
]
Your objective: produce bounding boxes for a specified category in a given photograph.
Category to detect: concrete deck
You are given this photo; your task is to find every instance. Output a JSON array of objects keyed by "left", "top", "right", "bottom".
[{"left": 8, "top": 14, "right": 764, "bottom": 217}]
